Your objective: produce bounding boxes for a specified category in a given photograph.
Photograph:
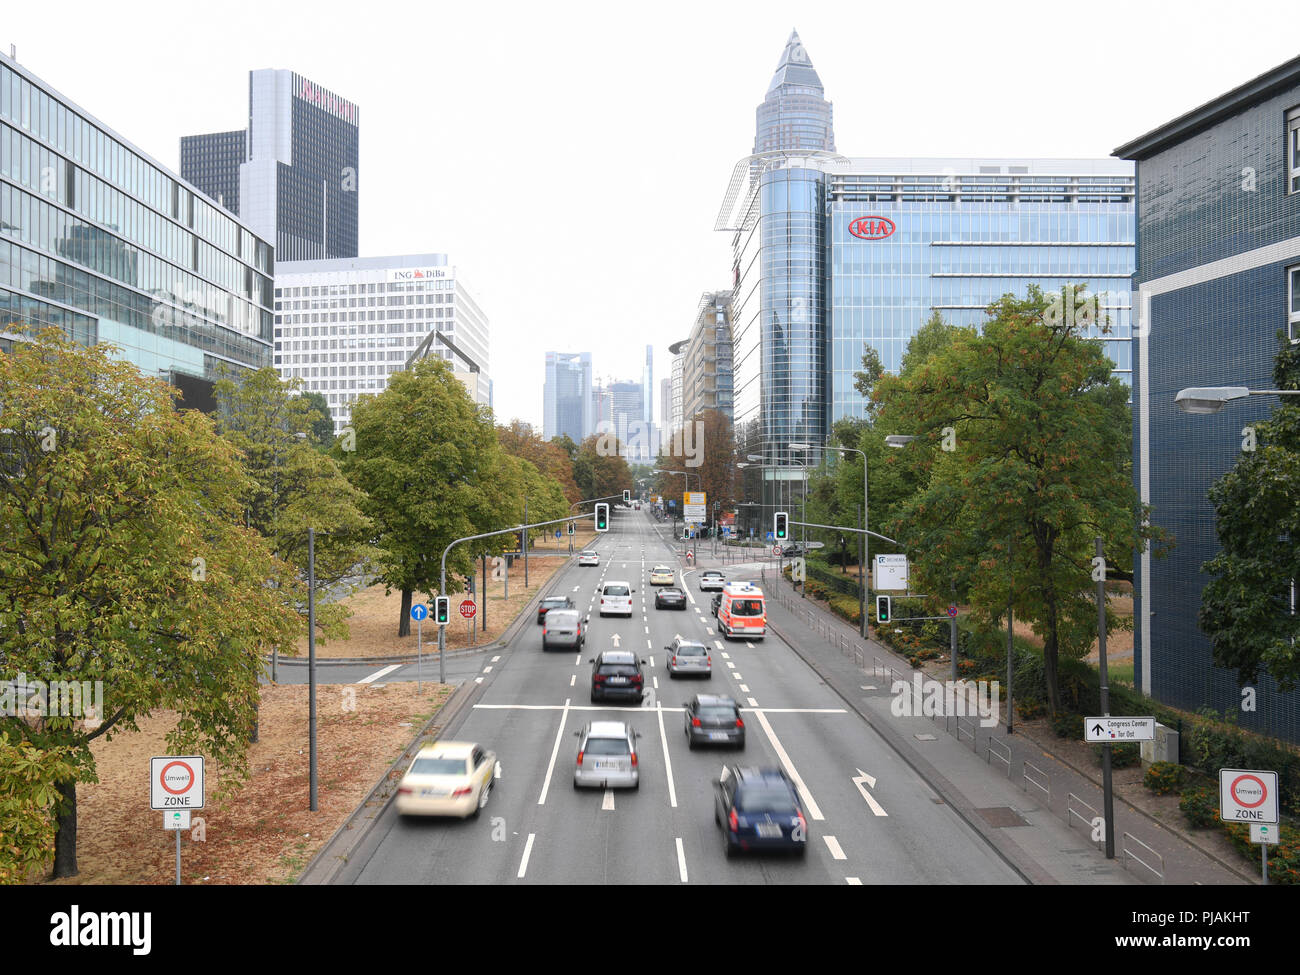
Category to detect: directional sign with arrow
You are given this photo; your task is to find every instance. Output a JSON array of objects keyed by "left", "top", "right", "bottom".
[
  {"left": 1084, "top": 717, "right": 1155, "bottom": 742},
  {"left": 852, "top": 768, "right": 888, "bottom": 817}
]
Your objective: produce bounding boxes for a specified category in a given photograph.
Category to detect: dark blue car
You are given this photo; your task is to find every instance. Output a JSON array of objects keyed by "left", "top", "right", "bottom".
[{"left": 713, "top": 766, "right": 808, "bottom": 858}]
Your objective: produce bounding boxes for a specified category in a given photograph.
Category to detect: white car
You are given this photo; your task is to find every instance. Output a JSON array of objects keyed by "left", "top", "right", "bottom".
[
  {"left": 698, "top": 570, "right": 725, "bottom": 591},
  {"left": 599, "top": 581, "right": 635, "bottom": 617},
  {"left": 395, "top": 741, "right": 496, "bottom": 818},
  {"left": 578, "top": 550, "right": 600, "bottom": 566}
]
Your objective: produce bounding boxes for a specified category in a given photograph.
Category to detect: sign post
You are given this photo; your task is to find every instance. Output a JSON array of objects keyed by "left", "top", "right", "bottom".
[
  {"left": 1220, "top": 768, "right": 1279, "bottom": 884},
  {"left": 411, "top": 603, "right": 428, "bottom": 692},
  {"left": 460, "top": 598, "right": 476, "bottom": 647},
  {"left": 874, "top": 554, "right": 909, "bottom": 591},
  {"left": 151, "top": 756, "right": 204, "bottom": 885}
]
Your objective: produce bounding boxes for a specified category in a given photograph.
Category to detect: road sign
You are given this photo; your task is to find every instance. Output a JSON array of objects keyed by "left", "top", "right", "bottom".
[
  {"left": 685, "top": 491, "right": 707, "bottom": 523},
  {"left": 164, "top": 810, "right": 191, "bottom": 830},
  {"left": 947, "top": 605, "right": 958, "bottom": 618},
  {"left": 1084, "top": 717, "right": 1156, "bottom": 743},
  {"left": 772, "top": 546, "right": 782, "bottom": 556},
  {"left": 1251, "top": 823, "right": 1280, "bottom": 845},
  {"left": 151, "top": 756, "right": 205, "bottom": 810},
  {"left": 875, "top": 554, "right": 909, "bottom": 591},
  {"left": 554, "top": 529, "right": 562, "bottom": 539},
  {"left": 459, "top": 599, "right": 477, "bottom": 620},
  {"left": 766, "top": 532, "right": 774, "bottom": 541},
  {"left": 1219, "top": 769, "right": 1278, "bottom": 823},
  {"left": 686, "top": 550, "right": 694, "bottom": 561},
  {"left": 804, "top": 541, "right": 825, "bottom": 550},
  {"left": 410, "top": 603, "right": 428, "bottom": 622}
]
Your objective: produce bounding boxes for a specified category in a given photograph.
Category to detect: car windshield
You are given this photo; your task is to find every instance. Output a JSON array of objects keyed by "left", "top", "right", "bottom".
[
  {"left": 603, "top": 586, "right": 629, "bottom": 596},
  {"left": 409, "top": 757, "right": 470, "bottom": 776},
  {"left": 698, "top": 706, "right": 737, "bottom": 720},
  {"left": 584, "top": 738, "right": 630, "bottom": 755},
  {"left": 675, "top": 644, "right": 707, "bottom": 656},
  {"left": 736, "top": 786, "right": 798, "bottom": 813},
  {"left": 732, "top": 599, "right": 763, "bottom": 616}
]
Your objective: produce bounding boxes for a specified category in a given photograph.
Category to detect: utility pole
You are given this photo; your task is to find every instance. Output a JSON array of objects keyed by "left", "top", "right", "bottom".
[
  {"left": 308, "top": 527, "right": 318, "bottom": 812},
  {"left": 1097, "top": 536, "right": 1115, "bottom": 859}
]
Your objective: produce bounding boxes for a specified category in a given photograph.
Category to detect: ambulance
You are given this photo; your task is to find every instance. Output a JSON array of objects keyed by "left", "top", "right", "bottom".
[{"left": 716, "top": 581, "right": 766, "bottom": 640}]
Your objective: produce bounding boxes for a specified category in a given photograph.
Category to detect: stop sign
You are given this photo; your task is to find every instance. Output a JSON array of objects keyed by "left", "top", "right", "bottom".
[{"left": 459, "top": 599, "right": 477, "bottom": 620}]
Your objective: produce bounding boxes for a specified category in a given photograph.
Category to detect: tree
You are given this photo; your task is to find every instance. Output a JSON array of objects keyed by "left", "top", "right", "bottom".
[
  {"left": 574, "top": 433, "right": 632, "bottom": 503},
  {"left": 336, "top": 358, "right": 510, "bottom": 637},
  {"left": 497, "top": 419, "right": 579, "bottom": 504},
  {"left": 1199, "top": 335, "right": 1300, "bottom": 689},
  {"left": 873, "top": 287, "right": 1163, "bottom": 712},
  {"left": 297, "top": 390, "right": 336, "bottom": 447},
  {"left": 0, "top": 328, "right": 300, "bottom": 878}
]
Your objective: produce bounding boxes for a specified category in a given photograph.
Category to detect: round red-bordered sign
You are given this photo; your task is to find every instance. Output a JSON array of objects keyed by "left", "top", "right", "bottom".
[
  {"left": 159, "top": 760, "right": 195, "bottom": 796},
  {"left": 1230, "top": 773, "right": 1268, "bottom": 808}
]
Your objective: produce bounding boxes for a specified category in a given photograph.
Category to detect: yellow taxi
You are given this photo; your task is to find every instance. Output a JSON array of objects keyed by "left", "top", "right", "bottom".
[
  {"left": 395, "top": 741, "right": 496, "bottom": 818},
  {"left": 649, "top": 566, "right": 676, "bottom": 586}
]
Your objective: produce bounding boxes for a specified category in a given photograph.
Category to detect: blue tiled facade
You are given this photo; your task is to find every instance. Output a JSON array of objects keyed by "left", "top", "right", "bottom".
[{"left": 1119, "top": 58, "right": 1300, "bottom": 742}]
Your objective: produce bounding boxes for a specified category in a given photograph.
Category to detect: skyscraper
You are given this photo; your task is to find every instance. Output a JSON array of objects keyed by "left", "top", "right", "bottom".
[
  {"left": 182, "top": 70, "right": 360, "bottom": 261},
  {"left": 753, "top": 29, "right": 835, "bottom": 155},
  {"left": 642, "top": 344, "right": 653, "bottom": 424},
  {"left": 543, "top": 351, "right": 593, "bottom": 444}
]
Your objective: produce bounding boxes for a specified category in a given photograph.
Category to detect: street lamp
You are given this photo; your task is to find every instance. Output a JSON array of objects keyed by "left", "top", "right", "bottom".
[
  {"left": 1173, "top": 386, "right": 1300, "bottom": 414},
  {"left": 885, "top": 435, "right": 916, "bottom": 448},
  {"left": 791, "top": 440, "right": 870, "bottom": 637}
]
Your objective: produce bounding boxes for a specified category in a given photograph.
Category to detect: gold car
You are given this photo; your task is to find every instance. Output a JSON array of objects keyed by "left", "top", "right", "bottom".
[
  {"left": 649, "top": 566, "right": 676, "bottom": 586},
  {"left": 395, "top": 741, "right": 496, "bottom": 818}
]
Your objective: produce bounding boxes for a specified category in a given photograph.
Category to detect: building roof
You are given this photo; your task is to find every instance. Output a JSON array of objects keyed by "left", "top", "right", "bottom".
[
  {"left": 1113, "top": 53, "right": 1300, "bottom": 160},
  {"left": 767, "top": 29, "right": 824, "bottom": 94}
]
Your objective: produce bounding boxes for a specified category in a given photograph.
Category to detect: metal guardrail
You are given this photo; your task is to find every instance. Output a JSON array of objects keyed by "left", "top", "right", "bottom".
[
  {"left": 1067, "top": 792, "right": 1102, "bottom": 849},
  {"left": 1022, "top": 760, "right": 1050, "bottom": 802},
  {"left": 986, "top": 736, "right": 1011, "bottom": 776},
  {"left": 956, "top": 716, "right": 977, "bottom": 749},
  {"left": 1122, "top": 832, "right": 1166, "bottom": 884}
]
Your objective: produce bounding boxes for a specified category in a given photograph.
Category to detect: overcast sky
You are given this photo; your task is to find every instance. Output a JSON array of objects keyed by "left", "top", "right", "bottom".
[{"left": 4, "top": 1, "right": 1298, "bottom": 428}]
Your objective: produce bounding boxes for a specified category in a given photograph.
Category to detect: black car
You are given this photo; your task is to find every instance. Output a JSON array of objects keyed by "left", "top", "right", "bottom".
[
  {"left": 711, "top": 593, "right": 722, "bottom": 617},
  {"left": 781, "top": 543, "right": 805, "bottom": 557},
  {"left": 685, "top": 694, "right": 744, "bottom": 748},
  {"left": 714, "top": 766, "right": 807, "bottom": 858},
  {"left": 655, "top": 586, "right": 688, "bottom": 610},
  {"left": 537, "top": 595, "right": 575, "bottom": 624},
  {"left": 589, "top": 650, "right": 647, "bottom": 703}
]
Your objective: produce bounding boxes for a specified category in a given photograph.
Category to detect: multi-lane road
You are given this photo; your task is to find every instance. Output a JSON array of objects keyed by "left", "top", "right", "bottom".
[{"left": 332, "top": 509, "right": 1023, "bottom": 885}]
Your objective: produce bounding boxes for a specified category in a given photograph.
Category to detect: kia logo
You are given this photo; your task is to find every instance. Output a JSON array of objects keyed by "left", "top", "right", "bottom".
[{"left": 849, "top": 216, "right": 896, "bottom": 240}]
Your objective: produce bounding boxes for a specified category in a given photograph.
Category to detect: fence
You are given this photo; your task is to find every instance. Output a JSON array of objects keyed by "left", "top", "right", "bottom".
[{"left": 1121, "top": 832, "right": 1166, "bottom": 884}]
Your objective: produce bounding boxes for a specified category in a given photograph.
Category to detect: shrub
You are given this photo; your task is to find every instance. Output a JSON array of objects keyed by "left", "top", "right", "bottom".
[
  {"left": 1015, "top": 698, "right": 1046, "bottom": 721},
  {"left": 1092, "top": 741, "right": 1140, "bottom": 768},
  {"left": 1221, "top": 822, "right": 1300, "bottom": 884},
  {"left": 1143, "top": 761, "right": 1185, "bottom": 795},
  {"left": 1179, "top": 781, "right": 1219, "bottom": 828},
  {"left": 1050, "top": 711, "right": 1081, "bottom": 739}
]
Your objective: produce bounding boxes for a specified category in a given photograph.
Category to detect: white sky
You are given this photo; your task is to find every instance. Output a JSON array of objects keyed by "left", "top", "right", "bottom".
[{"left": 4, "top": 1, "right": 1298, "bottom": 428}]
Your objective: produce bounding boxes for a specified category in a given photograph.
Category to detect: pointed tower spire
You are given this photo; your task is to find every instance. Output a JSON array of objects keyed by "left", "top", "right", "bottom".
[{"left": 754, "top": 29, "right": 835, "bottom": 153}]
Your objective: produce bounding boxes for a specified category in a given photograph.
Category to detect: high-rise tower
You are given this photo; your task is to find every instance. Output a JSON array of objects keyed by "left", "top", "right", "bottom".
[{"left": 753, "top": 30, "right": 835, "bottom": 155}]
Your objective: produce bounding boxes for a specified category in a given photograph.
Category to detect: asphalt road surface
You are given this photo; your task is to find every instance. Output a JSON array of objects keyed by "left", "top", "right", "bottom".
[{"left": 330, "top": 509, "right": 1023, "bottom": 885}]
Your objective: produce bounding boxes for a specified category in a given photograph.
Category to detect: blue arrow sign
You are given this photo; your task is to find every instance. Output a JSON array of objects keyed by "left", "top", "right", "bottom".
[
  {"left": 766, "top": 531, "right": 774, "bottom": 540},
  {"left": 411, "top": 603, "right": 428, "bottom": 621},
  {"left": 554, "top": 529, "right": 562, "bottom": 539}
]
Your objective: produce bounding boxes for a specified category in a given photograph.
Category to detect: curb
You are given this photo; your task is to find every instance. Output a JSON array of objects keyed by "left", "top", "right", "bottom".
[{"left": 295, "top": 676, "right": 483, "bottom": 886}]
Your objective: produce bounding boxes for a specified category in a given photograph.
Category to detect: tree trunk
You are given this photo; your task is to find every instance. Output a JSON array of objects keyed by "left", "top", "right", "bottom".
[
  {"left": 1043, "top": 595, "right": 1061, "bottom": 714},
  {"left": 52, "top": 778, "right": 78, "bottom": 879},
  {"left": 398, "top": 587, "right": 413, "bottom": 638}
]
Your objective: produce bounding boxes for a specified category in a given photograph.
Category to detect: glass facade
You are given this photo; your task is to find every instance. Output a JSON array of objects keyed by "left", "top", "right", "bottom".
[
  {"left": 0, "top": 54, "right": 274, "bottom": 396},
  {"left": 544, "top": 350, "right": 593, "bottom": 443},
  {"left": 180, "top": 129, "right": 245, "bottom": 215}
]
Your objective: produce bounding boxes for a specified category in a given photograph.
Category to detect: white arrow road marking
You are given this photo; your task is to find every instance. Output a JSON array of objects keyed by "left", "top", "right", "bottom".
[
  {"left": 853, "top": 768, "right": 889, "bottom": 817},
  {"left": 517, "top": 834, "right": 535, "bottom": 879},
  {"left": 752, "top": 709, "right": 822, "bottom": 820},
  {"left": 602, "top": 788, "right": 615, "bottom": 811},
  {"left": 611, "top": 634, "right": 622, "bottom": 647},
  {"left": 676, "top": 837, "right": 688, "bottom": 882},
  {"left": 537, "top": 699, "right": 571, "bottom": 806},
  {"left": 657, "top": 701, "right": 678, "bottom": 808},
  {"left": 823, "top": 835, "right": 846, "bottom": 860},
  {"left": 358, "top": 664, "right": 400, "bottom": 684}
]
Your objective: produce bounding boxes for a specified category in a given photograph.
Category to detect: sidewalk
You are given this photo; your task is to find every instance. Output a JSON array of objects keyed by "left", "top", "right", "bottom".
[{"left": 752, "top": 565, "right": 1248, "bottom": 885}]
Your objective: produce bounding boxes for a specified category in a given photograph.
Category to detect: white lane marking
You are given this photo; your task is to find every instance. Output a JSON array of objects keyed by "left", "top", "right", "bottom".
[
  {"left": 739, "top": 684, "right": 749, "bottom": 693},
  {"left": 573, "top": 586, "right": 580, "bottom": 592},
  {"left": 647, "top": 639, "right": 653, "bottom": 649},
  {"left": 517, "top": 833, "right": 536, "bottom": 879},
  {"left": 747, "top": 697, "right": 757, "bottom": 707},
  {"left": 676, "top": 837, "right": 688, "bottom": 883},
  {"left": 824, "top": 835, "right": 847, "bottom": 860},
  {"left": 475, "top": 677, "right": 484, "bottom": 684},
  {"left": 732, "top": 673, "right": 742, "bottom": 681},
  {"left": 752, "top": 709, "right": 823, "bottom": 820},
  {"left": 656, "top": 701, "right": 678, "bottom": 808},
  {"left": 358, "top": 664, "right": 400, "bottom": 684},
  {"left": 491, "top": 655, "right": 501, "bottom": 662},
  {"left": 602, "top": 788, "right": 615, "bottom": 811},
  {"left": 569, "top": 674, "right": 576, "bottom": 687},
  {"left": 721, "top": 652, "right": 730, "bottom": 660},
  {"left": 653, "top": 676, "right": 659, "bottom": 689},
  {"left": 726, "top": 661, "right": 735, "bottom": 669},
  {"left": 649, "top": 656, "right": 655, "bottom": 667},
  {"left": 860, "top": 685, "right": 876, "bottom": 690},
  {"left": 852, "top": 768, "right": 889, "bottom": 817},
  {"left": 483, "top": 665, "right": 493, "bottom": 673},
  {"left": 644, "top": 626, "right": 650, "bottom": 634},
  {"left": 746, "top": 642, "right": 755, "bottom": 648},
  {"left": 699, "top": 617, "right": 708, "bottom": 623},
  {"left": 846, "top": 877, "right": 862, "bottom": 885},
  {"left": 714, "top": 640, "right": 724, "bottom": 650},
  {"left": 574, "top": 653, "right": 582, "bottom": 666},
  {"left": 537, "top": 698, "right": 572, "bottom": 806}
]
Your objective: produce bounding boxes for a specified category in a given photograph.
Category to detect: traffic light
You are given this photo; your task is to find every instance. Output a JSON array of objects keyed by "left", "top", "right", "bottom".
[
  {"left": 435, "top": 596, "right": 451, "bottom": 625},
  {"left": 595, "top": 502, "right": 609, "bottom": 532},
  {"left": 774, "top": 511, "right": 788, "bottom": 540},
  {"left": 876, "top": 595, "right": 891, "bottom": 624},
  {"left": 622, "top": 489, "right": 631, "bottom": 504}
]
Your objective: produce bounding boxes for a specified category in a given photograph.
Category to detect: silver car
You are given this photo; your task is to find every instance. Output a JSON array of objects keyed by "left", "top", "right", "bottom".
[
  {"left": 665, "top": 638, "right": 712, "bottom": 678},
  {"left": 542, "top": 610, "right": 586, "bottom": 651},
  {"left": 573, "top": 721, "right": 641, "bottom": 790}
]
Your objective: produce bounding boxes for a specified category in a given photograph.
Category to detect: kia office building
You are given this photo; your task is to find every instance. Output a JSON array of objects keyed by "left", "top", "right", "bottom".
[
  {"left": 273, "top": 255, "right": 491, "bottom": 435},
  {"left": 0, "top": 52, "right": 275, "bottom": 410},
  {"left": 1116, "top": 54, "right": 1300, "bottom": 742}
]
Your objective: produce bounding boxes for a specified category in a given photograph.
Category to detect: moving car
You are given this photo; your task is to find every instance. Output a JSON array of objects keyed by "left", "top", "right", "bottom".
[
  {"left": 699, "top": 570, "right": 725, "bottom": 591},
  {"left": 655, "top": 586, "right": 687, "bottom": 610},
  {"left": 538, "top": 594, "right": 575, "bottom": 624},
  {"left": 589, "top": 650, "right": 645, "bottom": 703},
  {"left": 665, "top": 637, "right": 712, "bottom": 678},
  {"left": 716, "top": 582, "right": 766, "bottom": 640},
  {"left": 713, "top": 766, "right": 807, "bottom": 857},
  {"left": 649, "top": 566, "right": 676, "bottom": 586},
  {"left": 395, "top": 741, "right": 496, "bottom": 818},
  {"left": 578, "top": 550, "right": 600, "bottom": 566},
  {"left": 573, "top": 721, "right": 640, "bottom": 790},
  {"left": 598, "top": 581, "right": 634, "bottom": 617},
  {"left": 781, "top": 543, "right": 805, "bottom": 557},
  {"left": 684, "top": 694, "right": 744, "bottom": 749},
  {"left": 710, "top": 593, "right": 722, "bottom": 617},
  {"left": 542, "top": 610, "right": 586, "bottom": 650}
]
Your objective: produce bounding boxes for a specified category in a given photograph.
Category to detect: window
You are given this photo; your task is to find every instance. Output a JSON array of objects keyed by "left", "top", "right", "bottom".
[
  {"left": 1290, "top": 265, "right": 1300, "bottom": 343},
  {"left": 1290, "top": 108, "right": 1300, "bottom": 195}
]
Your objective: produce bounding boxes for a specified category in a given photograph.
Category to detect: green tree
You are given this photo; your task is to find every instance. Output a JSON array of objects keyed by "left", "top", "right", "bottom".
[
  {"left": 0, "top": 329, "right": 300, "bottom": 879},
  {"left": 336, "top": 358, "right": 510, "bottom": 637},
  {"left": 297, "top": 390, "right": 336, "bottom": 447},
  {"left": 497, "top": 419, "right": 579, "bottom": 504},
  {"left": 1199, "top": 335, "right": 1300, "bottom": 689},
  {"left": 575, "top": 433, "right": 632, "bottom": 504},
  {"left": 873, "top": 287, "right": 1163, "bottom": 712}
]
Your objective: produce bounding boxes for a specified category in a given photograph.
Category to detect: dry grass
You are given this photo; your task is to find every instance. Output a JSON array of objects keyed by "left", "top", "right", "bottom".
[{"left": 44, "top": 681, "right": 452, "bottom": 885}]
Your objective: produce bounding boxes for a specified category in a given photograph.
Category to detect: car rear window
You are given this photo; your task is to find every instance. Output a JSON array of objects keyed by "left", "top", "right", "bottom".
[
  {"left": 584, "top": 738, "right": 630, "bottom": 755},
  {"left": 698, "top": 705, "right": 737, "bottom": 720},
  {"left": 410, "top": 757, "right": 470, "bottom": 776},
  {"left": 598, "top": 664, "right": 638, "bottom": 676},
  {"left": 675, "top": 644, "right": 707, "bottom": 656},
  {"left": 731, "top": 599, "right": 763, "bottom": 616},
  {"left": 547, "top": 612, "right": 578, "bottom": 625},
  {"left": 736, "top": 785, "right": 798, "bottom": 813},
  {"left": 603, "top": 585, "right": 629, "bottom": 596},
  {"left": 543, "top": 597, "right": 569, "bottom": 607}
]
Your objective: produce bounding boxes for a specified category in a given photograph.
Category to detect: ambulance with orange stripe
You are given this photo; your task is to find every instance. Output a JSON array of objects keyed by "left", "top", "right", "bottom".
[{"left": 716, "top": 581, "right": 766, "bottom": 640}]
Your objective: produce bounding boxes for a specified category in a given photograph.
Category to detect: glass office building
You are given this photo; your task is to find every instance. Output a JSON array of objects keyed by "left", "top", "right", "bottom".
[
  {"left": 0, "top": 52, "right": 275, "bottom": 410},
  {"left": 1116, "top": 54, "right": 1300, "bottom": 743},
  {"left": 543, "top": 350, "right": 593, "bottom": 444}
]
